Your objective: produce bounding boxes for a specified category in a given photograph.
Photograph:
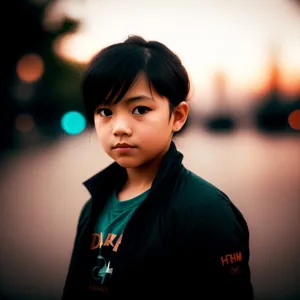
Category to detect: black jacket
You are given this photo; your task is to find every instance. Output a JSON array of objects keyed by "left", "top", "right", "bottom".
[{"left": 62, "top": 141, "right": 254, "bottom": 299}]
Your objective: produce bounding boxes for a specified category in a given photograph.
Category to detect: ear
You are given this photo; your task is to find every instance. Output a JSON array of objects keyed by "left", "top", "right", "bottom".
[{"left": 172, "top": 101, "right": 189, "bottom": 132}]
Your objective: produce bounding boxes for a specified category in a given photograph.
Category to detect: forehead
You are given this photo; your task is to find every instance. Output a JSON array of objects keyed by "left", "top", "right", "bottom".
[{"left": 125, "top": 72, "right": 152, "bottom": 97}]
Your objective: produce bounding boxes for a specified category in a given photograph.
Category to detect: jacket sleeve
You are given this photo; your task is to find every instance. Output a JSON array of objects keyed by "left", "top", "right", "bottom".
[
  {"left": 183, "top": 191, "right": 254, "bottom": 299},
  {"left": 61, "top": 199, "right": 92, "bottom": 299}
]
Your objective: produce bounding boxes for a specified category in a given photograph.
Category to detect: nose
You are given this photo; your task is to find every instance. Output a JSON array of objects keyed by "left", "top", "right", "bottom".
[{"left": 112, "top": 117, "right": 132, "bottom": 137}]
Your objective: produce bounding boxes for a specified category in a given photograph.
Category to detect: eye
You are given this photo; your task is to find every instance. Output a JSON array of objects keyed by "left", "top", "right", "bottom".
[
  {"left": 96, "top": 108, "right": 112, "bottom": 117},
  {"left": 132, "top": 106, "right": 150, "bottom": 115}
]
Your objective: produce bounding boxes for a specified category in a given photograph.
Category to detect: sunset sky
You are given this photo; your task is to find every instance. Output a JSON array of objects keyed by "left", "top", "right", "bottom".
[{"left": 46, "top": 0, "right": 300, "bottom": 105}]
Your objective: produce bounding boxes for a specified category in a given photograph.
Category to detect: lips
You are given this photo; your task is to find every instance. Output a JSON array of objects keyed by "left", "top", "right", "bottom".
[{"left": 113, "top": 143, "right": 136, "bottom": 149}]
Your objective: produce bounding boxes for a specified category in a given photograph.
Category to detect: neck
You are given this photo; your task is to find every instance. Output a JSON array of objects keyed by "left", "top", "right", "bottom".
[{"left": 124, "top": 144, "right": 170, "bottom": 192}]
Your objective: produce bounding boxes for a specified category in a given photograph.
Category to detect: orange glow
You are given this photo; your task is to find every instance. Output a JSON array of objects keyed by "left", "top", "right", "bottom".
[
  {"left": 255, "top": 80, "right": 300, "bottom": 99},
  {"left": 16, "top": 54, "right": 44, "bottom": 83},
  {"left": 250, "top": 65, "right": 300, "bottom": 99},
  {"left": 53, "top": 33, "right": 96, "bottom": 64},
  {"left": 281, "top": 76, "right": 300, "bottom": 97},
  {"left": 288, "top": 110, "right": 300, "bottom": 130}
]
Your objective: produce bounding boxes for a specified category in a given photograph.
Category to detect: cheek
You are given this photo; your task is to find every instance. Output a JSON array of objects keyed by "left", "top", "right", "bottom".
[
  {"left": 95, "top": 124, "right": 108, "bottom": 145},
  {"left": 138, "top": 119, "right": 172, "bottom": 142},
  {"left": 143, "top": 112, "right": 171, "bottom": 129}
]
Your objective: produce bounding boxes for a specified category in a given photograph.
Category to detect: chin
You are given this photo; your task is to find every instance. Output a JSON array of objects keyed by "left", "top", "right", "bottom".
[{"left": 115, "top": 157, "right": 147, "bottom": 169}]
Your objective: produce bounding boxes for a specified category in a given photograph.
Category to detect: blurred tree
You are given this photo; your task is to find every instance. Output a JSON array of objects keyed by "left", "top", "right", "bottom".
[{"left": 1, "top": 0, "right": 85, "bottom": 158}]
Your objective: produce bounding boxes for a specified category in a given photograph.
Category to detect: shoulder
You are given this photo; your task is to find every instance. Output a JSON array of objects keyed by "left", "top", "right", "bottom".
[
  {"left": 172, "top": 167, "right": 249, "bottom": 235},
  {"left": 175, "top": 167, "right": 232, "bottom": 208}
]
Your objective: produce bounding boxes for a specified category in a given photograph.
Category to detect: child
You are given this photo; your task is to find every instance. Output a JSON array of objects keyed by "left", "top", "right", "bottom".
[{"left": 62, "top": 35, "right": 254, "bottom": 299}]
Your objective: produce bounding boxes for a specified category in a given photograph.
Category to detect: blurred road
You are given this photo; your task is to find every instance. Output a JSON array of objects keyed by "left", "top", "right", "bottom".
[{"left": 1, "top": 125, "right": 300, "bottom": 300}]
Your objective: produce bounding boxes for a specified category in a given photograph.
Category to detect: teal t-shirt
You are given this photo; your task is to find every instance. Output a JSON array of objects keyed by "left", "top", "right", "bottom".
[{"left": 88, "top": 188, "right": 150, "bottom": 295}]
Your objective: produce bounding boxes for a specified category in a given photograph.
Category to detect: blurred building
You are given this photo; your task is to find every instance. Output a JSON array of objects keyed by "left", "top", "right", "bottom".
[{"left": 253, "top": 44, "right": 300, "bottom": 133}]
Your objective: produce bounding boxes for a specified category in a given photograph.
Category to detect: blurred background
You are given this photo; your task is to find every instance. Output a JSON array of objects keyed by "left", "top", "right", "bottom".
[{"left": 0, "top": 0, "right": 299, "bottom": 299}]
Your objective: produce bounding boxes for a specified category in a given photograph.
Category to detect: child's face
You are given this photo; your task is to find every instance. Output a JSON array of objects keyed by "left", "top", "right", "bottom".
[{"left": 93, "top": 72, "right": 178, "bottom": 169}]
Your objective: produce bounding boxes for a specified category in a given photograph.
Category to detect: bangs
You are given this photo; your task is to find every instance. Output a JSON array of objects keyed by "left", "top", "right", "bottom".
[{"left": 82, "top": 46, "right": 147, "bottom": 121}]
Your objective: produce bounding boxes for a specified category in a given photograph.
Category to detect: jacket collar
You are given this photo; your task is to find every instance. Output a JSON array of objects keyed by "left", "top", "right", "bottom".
[{"left": 83, "top": 141, "right": 184, "bottom": 201}]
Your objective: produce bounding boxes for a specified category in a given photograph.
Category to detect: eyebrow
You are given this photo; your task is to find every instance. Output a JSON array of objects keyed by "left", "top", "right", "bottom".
[{"left": 123, "top": 95, "right": 154, "bottom": 104}]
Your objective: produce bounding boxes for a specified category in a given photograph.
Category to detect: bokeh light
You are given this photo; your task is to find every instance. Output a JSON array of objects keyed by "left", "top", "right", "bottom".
[
  {"left": 60, "top": 111, "right": 86, "bottom": 135},
  {"left": 16, "top": 53, "right": 44, "bottom": 83},
  {"left": 15, "top": 114, "right": 35, "bottom": 133},
  {"left": 288, "top": 109, "right": 300, "bottom": 130}
]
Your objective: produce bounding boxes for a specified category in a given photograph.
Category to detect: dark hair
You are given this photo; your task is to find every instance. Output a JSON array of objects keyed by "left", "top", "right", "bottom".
[{"left": 82, "top": 35, "right": 190, "bottom": 124}]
